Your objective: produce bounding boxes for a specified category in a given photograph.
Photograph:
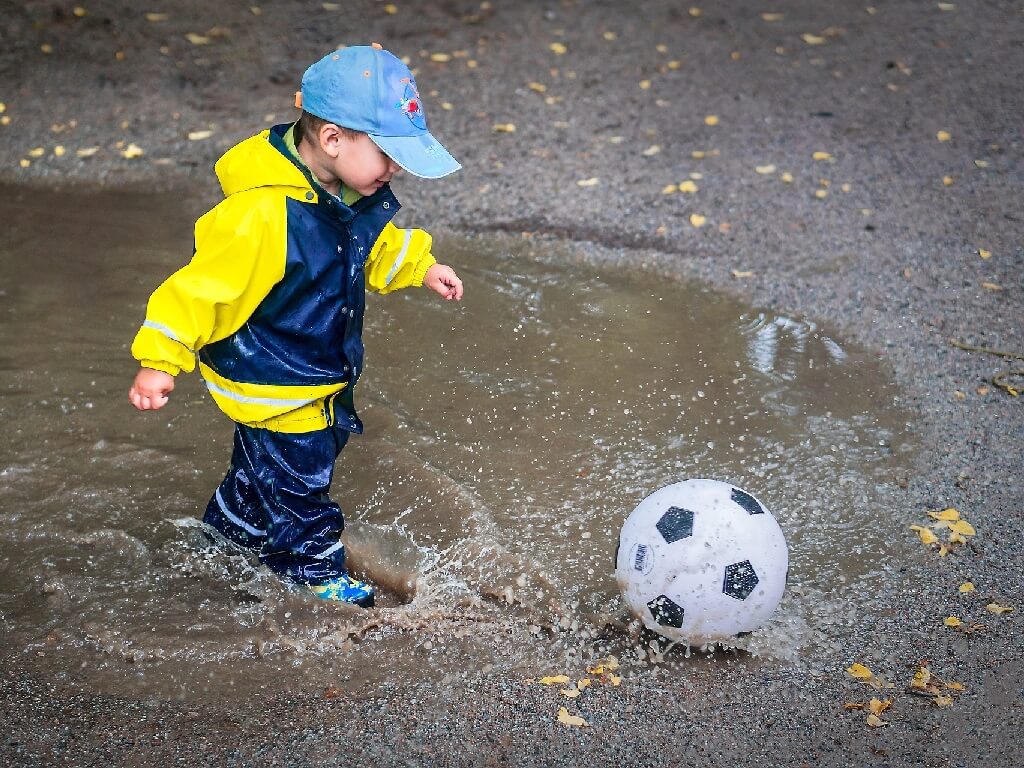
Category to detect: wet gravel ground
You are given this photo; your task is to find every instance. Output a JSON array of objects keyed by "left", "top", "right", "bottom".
[{"left": 1, "top": 0, "right": 1022, "bottom": 765}]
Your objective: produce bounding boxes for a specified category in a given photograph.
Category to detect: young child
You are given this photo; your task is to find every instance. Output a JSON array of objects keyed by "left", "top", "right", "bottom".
[{"left": 128, "top": 44, "right": 463, "bottom": 608}]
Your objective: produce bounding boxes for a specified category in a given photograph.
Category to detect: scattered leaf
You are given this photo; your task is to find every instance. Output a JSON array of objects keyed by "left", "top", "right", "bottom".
[
  {"left": 642, "top": 144, "right": 661, "bottom": 156},
  {"left": 185, "top": 33, "right": 212, "bottom": 45},
  {"left": 953, "top": 390, "right": 967, "bottom": 400},
  {"left": 689, "top": 7, "right": 702, "bottom": 17},
  {"left": 762, "top": 13, "right": 784, "bottom": 22},
  {"left": 146, "top": 12, "right": 170, "bottom": 22},
  {"left": 430, "top": 52, "right": 452, "bottom": 63},
  {"left": 981, "top": 282, "right": 1003, "bottom": 291},
  {"left": 846, "top": 663, "right": 874, "bottom": 681},
  {"left": 943, "top": 175, "right": 954, "bottom": 186},
  {"left": 869, "top": 698, "right": 892, "bottom": 715},
  {"left": 814, "top": 189, "right": 829, "bottom": 199},
  {"left": 121, "top": 143, "right": 144, "bottom": 159},
  {"left": 556, "top": 707, "right": 588, "bottom": 727},
  {"left": 18, "top": 159, "right": 30, "bottom": 168},
  {"left": 27, "top": 147, "right": 44, "bottom": 158},
  {"left": 949, "top": 520, "right": 975, "bottom": 537},
  {"left": 576, "top": 177, "right": 599, "bottom": 187},
  {"left": 985, "top": 603, "right": 1014, "bottom": 615},
  {"left": 975, "top": 385, "right": 990, "bottom": 395},
  {"left": 559, "top": 687, "right": 581, "bottom": 698},
  {"left": 678, "top": 180, "right": 698, "bottom": 193},
  {"left": 843, "top": 702, "right": 864, "bottom": 710},
  {"left": 704, "top": 115, "right": 719, "bottom": 126},
  {"left": 539, "top": 675, "right": 570, "bottom": 685},
  {"left": 549, "top": 42, "right": 567, "bottom": 55},
  {"left": 974, "top": 159, "right": 989, "bottom": 168},
  {"left": 187, "top": 130, "right": 213, "bottom": 141},
  {"left": 978, "top": 249, "right": 991, "bottom": 259},
  {"left": 528, "top": 82, "right": 547, "bottom": 93},
  {"left": 910, "top": 525, "right": 938, "bottom": 545},
  {"left": 602, "top": 31, "right": 617, "bottom": 41},
  {"left": 731, "top": 269, "right": 754, "bottom": 279},
  {"left": 947, "top": 681, "right": 966, "bottom": 691},
  {"left": 577, "top": 678, "right": 592, "bottom": 690},
  {"left": 959, "top": 582, "right": 975, "bottom": 593},
  {"left": 938, "top": 3, "right": 956, "bottom": 10},
  {"left": 667, "top": 60, "right": 681, "bottom": 70},
  {"left": 755, "top": 164, "right": 776, "bottom": 175},
  {"left": 937, "top": 130, "right": 951, "bottom": 142},
  {"left": 802, "top": 34, "right": 827, "bottom": 45},
  {"left": 934, "top": 694, "right": 954, "bottom": 707},
  {"left": 781, "top": 171, "right": 794, "bottom": 183},
  {"left": 812, "top": 151, "right": 833, "bottom": 161},
  {"left": 866, "top": 713, "right": 887, "bottom": 727},
  {"left": 911, "top": 666, "right": 932, "bottom": 689},
  {"left": 689, "top": 213, "right": 706, "bottom": 228},
  {"left": 384, "top": 4, "right": 398, "bottom": 14},
  {"left": 944, "top": 616, "right": 962, "bottom": 627},
  {"left": 928, "top": 508, "right": 960, "bottom": 521},
  {"left": 53, "top": 145, "right": 65, "bottom": 157},
  {"left": 491, "top": 123, "right": 516, "bottom": 133},
  {"left": 76, "top": 147, "right": 99, "bottom": 157},
  {"left": 661, "top": 184, "right": 678, "bottom": 194},
  {"left": 639, "top": 79, "right": 652, "bottom": 90}
]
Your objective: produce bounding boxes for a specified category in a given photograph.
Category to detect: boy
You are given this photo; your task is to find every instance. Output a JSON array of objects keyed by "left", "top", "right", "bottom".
[{"left": 128, "top": 44, "right": 463, "bottom": 608}]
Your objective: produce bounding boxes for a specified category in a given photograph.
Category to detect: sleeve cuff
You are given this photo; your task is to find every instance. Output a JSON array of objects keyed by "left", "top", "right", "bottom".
[
  {"left": 139, "top": 360, "right": 181, "bottom": 377},
  {"left": 412, "top": 253, "right": 436, "bottom": 287}
]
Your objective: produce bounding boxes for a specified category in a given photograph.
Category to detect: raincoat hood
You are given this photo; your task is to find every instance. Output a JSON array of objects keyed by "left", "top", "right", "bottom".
[{"left": 214, "top": 127, "right": 309, "bottom": 198}]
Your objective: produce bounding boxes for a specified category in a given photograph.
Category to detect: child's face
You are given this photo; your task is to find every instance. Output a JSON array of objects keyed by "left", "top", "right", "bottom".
[{"left": 324, "top": 129, "right": 401, "bottom": 197}]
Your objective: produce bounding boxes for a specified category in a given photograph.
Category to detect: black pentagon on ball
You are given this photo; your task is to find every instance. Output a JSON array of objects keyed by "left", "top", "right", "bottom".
[
  {"left": 647, "top": 594, "right": 686, "bottom": 628},
  {"left": 731, "top": 487, "right": 765, "bottom": 515},
  {"left": 655, "top": 506, "right": 694, "bottom": 543},
  {"left": 722, "top": 559, "right": 759, "bottom": 600}
]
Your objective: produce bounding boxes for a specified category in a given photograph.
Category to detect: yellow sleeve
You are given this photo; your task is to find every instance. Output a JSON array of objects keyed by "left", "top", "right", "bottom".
[
  {"left": 131, "top": 190, "right": 287, "bottom": 375},
  {"left": 364, "top": 222, "right": 436, "bottom": 295}
]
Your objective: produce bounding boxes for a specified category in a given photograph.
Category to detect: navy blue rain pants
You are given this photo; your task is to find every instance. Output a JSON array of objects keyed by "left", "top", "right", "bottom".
[{"left": 202, "top": 423, "right": 350, "bottom": 585}]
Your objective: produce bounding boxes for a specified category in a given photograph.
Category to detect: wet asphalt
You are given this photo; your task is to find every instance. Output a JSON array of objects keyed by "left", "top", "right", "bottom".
[{"left": 1, "top": 0, "right": 1022, "bottom": 766}]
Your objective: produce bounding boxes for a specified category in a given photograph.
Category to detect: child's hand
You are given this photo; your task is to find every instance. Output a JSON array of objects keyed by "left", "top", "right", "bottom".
[
  {"left": 424, "top": 263, "right": 464, "bottom": 301},
  {"left": 129, "top": 367, "right": 175, "bottom": 411}
]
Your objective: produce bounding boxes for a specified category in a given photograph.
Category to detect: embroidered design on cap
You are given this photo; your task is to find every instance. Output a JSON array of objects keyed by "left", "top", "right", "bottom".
[{"left": 395, "top": 77, "right": 427, "bottom": 130}]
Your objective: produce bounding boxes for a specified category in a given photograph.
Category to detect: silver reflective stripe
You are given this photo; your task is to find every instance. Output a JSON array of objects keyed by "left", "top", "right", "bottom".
[
  {"left": 143, "top": 319, "right": 190, "bottom": 348},
  {"left": 384, "top": 229, "right": 413, "bottom": 286},
  {"left": 215, "top": 488, "right": 266, "bottom": 536},
  {"left": 315, "top": 540, "right": 344, "bottom": 560},
  {"left": 204, "top": 379, "right": 317, "bottom": 408}
]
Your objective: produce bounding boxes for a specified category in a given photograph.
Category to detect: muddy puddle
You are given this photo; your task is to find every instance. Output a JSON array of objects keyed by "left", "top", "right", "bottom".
[{"left": 0, "top": 185, "right": 916, "bottom": 701}]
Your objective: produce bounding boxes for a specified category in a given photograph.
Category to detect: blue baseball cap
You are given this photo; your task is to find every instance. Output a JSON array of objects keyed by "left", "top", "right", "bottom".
[{"left": 299, "top": 44, "right": 461, "bottom": 179}]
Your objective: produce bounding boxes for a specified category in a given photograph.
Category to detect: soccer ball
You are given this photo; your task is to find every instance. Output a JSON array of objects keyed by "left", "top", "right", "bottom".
[{"left": 615, "top": 479, "right": 788, "bottom": 644}]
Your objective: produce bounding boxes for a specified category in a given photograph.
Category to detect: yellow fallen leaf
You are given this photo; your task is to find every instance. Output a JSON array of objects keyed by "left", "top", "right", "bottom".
[
  {"left": 704, "top": 115, "right": 719, "bottom": 126},
  {"left": 689, "top": 213, "right": 706, "bottom": 228},
  {"left": 949, "top": 520, "right": 975, "bottom": 537},
  {"left": 76, "top": 147, "right": 99, "bottom": 157},
  {"left": 814, "top": 189, "right": 828, "bottom": 199},
  {"left": 812, "top": 151, "right": 833, "bottom": 161},
  {"left": 382, "top": 3, "right": 397, "bottom": 13},
  {"left": 866, "top": 713, "right": 887, "bottom": 727},
  {"left": 0, "top": 115, "right": 8, "bottom": 126},
  {"left": 939, "top": 543, "right": 950, "bottom": 557},
  {"left": 953, "top": 390, "right": 966, "bottom": 400},
  {"left": 731, "top": 269, "right": 754, "bottom": 279},
  {"left": 959, "top": 582, "right": 975, "bottom": 593},
  {"left": 667, "top": 60, "right": 681, "bottom": 70},
  {"left": 689, "top": 7, "right": 702, "bottom": 17},
  {"left": 943, "top": 175, "right": 954, "bottom": 186},
  {"left": 577, "top": 678, "right": 592, "bottom": 690},
  {"left": 985, "top": 603, "right": 1014, "bottom": 614},
  {"left": 868, "top": 698, "right": 891, "bottom": 715},
  {"left": 762, "top": 13, "right": 784, "bottom": 22},
  {"left": 491, "top": 123, "right": 516, "bottom": 133},
  {"left": 846, "top": 663, "right": 874, "bottom": 680},
  {"left": 981, "top": 282, "right": 1003, "bottom": 291},
  {"left": 691, "top": 150, "right": 706, "bottom": 159},
  {"left": 549, "top": 42, "right": 567, "bottom": 55},
  {"left": 187, "top": 130, "right": 213, "bottom": 141},
  {"left": 609, "top": 674, "right": 622, "bottom": 686},
  {"left": 678, "top": 180, "right": 698, "bottom": 193},
  {"left": 911, "top": 666, "right": 931, "bottom": 688},
  {"left": 642, "top": 144, "right": 661, "bottom": 156},
  {"left": 843, "top": 702, "right": 864, "bottom": 710},
  {"left": 18, "top": 159, "right": 30, "bottom": 168},
  {"left": 656, "top": 44, "right": 668, "bottom": 53},
  {"left": 528, "top": 82, "right": 547, "bottom": 93},
  {"left": 441, "top": 102, "right": 453, "bottom": 110},
  {"left": 781, "top": 171, "right": 794, "bottom": 183},
  {"left": 974, "top": 159, "right": 989, "bottom": 168},
  {"left": 185, "top": 33, "right": 212, "bottom": 45},
  {"left": 910, "top": 525, "right": 938, "bottom": 545},
  {"left": 322, "top": 2, "right": 339, "bottom": 8},
  {"left": 937, "top": 130, "right": 951, "bottom": 142},
  {"left": 639, "top": 80, "right": 652, "bottom": 90},
  {"left": 27, "top": 147, "right": 44, "bottom": 158},
  {"left": 934, "top": 694, "right": 954, "bottom": 707},
  {"left": 976, "top": 385, "right": 989, "bottom": 395},
  {"left": 944, "top": 616, "right": 962, "bottom": 627},
  {"left": 661, "top": 184, "right": 679, "bottom": 194},
  {"left": 556, "top": 707, "right": 588, "bottom": 727},
  {"left": 978, "top": 249, "right": 991, "bottom": 259},
  {"left": 53, "top": 145, "right": 65, "bottom": 157},
  {"left": 938, "top": 3, "right": 956, "bottom": 11},
  {"left": 802, "top": 34, "right": 827, "bottom": 45},
  {"left": 146, "top": 12, "right": 170, "bottom": 22},
  {"left": 576, "top": 177, "right": 599, "bottom": 187},
  {"left": 947, "top": 681, "right": 966, "bottom": 691},
  {"left": 41, "top": 43, "right": 54, "bottom": 54},
  {"left": 539, "top": 675, "right": 570, "bottom": 685},
  {"left": 121, "top": 143, "right": 144, "bottom": 159},
  {"left": 689, "top": 172, "right": 703, "bottom": 179},
  {"left": 756, "top": 164, "right": 776, "bottom": 175},
  {"left": 559, "top": 687, "right": 580, "bottom": 698},
  {"left": 928, "top": 507, "right": 960, "bottom": 521},
  {"left": 73, "top": 6, "right": 87, "bottom": 16},
  {"left": 841, "top": 183, "right": 852, "bottom": 192},
  {"left": 602, "top": 31, "right": 617, "bottom": 41},
  {"left": 866, "top": 7, "right": 878, "bottom": 14},
  {"left": 430, "top": 52, "right": 451, "bottom": 62}
]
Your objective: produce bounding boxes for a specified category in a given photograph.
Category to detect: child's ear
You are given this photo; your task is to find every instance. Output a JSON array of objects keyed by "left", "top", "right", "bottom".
[{"left": 318, "top": 123, "right": 344, "bottom": 158}]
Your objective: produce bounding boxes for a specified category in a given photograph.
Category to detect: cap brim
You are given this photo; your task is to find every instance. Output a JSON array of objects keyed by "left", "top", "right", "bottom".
[{"left": 369, "top": 132, "right": 461, "bottom": 179}]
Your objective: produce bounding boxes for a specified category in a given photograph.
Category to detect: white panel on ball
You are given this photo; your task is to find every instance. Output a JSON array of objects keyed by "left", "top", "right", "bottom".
[{"left": 615, "top": 479, "right": 788, "bottom": 643}]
